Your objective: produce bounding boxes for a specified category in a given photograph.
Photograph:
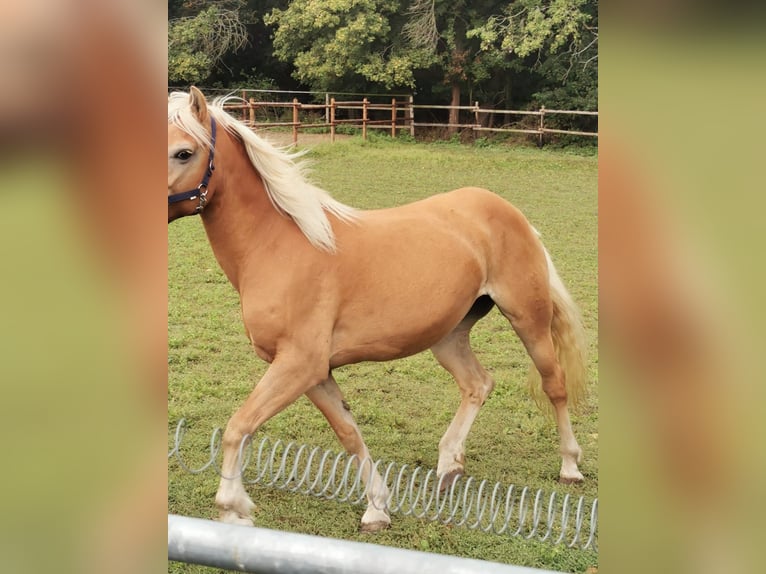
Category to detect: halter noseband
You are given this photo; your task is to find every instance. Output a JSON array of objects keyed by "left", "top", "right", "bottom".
[{"left": 168, "top": 116, "right": 217, "bottom": 214}]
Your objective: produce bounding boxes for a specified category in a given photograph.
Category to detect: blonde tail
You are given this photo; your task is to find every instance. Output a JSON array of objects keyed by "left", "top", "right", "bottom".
[{"left": 528, "top": 246, "right": 589, "bottom": 414}]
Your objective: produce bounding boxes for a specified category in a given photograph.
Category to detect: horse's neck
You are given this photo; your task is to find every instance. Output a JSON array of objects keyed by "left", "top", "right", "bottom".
[{"left": 200, "top": 141, "right": 287, "bottom": 292}]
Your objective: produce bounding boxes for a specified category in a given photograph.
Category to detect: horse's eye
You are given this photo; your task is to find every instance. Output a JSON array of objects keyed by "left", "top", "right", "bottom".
[{"left": 175, "top": 150, "right": 193, "bottom": 161}]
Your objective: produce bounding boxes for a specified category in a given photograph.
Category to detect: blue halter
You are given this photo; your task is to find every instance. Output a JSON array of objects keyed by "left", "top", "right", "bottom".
[{"left": 168, "top": 116, "right": 217, "bottom": 214}]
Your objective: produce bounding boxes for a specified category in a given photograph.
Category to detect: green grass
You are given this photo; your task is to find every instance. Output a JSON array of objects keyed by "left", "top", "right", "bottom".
[{"left": 168, "top": 139, "right": 598, "bottom": 573}]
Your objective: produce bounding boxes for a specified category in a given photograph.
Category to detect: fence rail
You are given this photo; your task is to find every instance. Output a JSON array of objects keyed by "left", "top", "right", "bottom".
[
  {"left": 168, "top": 514, "right": 562, "bottom": 574},
  {"left": 219, "top": 94, "right": 597, "bottom": 146}
]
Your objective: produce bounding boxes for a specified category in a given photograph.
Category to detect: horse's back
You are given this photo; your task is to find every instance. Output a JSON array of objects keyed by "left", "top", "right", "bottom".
[
  {"left": 391, "top": 185, "right": 519, "bottom": 216},
  {"left": 366, "top": 186, "right": 538, "bottom": 274},
  {"left": 337, "top": 186, "right": 515, "bottom": 274}
]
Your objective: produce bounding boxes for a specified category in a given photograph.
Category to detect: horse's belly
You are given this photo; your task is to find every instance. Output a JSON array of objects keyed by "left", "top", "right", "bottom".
[
  {"left": 329, "top": 279, "right": 482, "bottom": 367},
  {"left": 329, "top": 326, "right": 448, "bottom": 367}
]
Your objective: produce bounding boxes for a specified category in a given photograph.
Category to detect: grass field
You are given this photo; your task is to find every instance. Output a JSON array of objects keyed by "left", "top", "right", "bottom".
[{"left": 168, "top": 138, "right": 598, "bottom": 573}]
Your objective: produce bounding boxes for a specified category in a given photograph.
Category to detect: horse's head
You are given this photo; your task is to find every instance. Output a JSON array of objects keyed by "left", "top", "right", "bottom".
[{"left": 168, "top": 87, "right": 217, "bottom": 223}]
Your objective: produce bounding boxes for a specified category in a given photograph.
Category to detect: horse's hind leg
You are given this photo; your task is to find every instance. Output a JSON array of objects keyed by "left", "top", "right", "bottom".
[
  {"left": 497, "top": 302, "right": 584, "bottom": 483},
  {"left": 519, "top": 324, "right": 583, "bottom": 482},
  {"left": 305, "top": 375, "right": 391, "bottom": 532},
  {"left": 431, "top": 314, "right": 496, "bottom": 488}
]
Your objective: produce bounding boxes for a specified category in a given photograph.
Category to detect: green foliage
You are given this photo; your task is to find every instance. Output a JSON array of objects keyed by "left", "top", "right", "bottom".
[
  {"left": 169, "top": 1, "right": 598, "bottom": 116},
  {"left": 266, "top": 0, "right": 422, "bottom": 91},
  {"left": 168, "top": 8, "right": 216, "bottom": 84},
  {"left": 168, "top": 4, "right": 249, "bottom": 85},
  {"left": 464, "top": 1, "right": 597, "bottom": 113},
  {"left": 468, "top": 0, "right": 591, "bottom": 58},
  {"left": 473, "top": 136, "right": 494, "bottom": 148}
]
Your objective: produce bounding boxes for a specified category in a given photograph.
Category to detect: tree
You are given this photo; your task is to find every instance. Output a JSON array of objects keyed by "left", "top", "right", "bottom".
[
  {"left": 265, "top": 0, "right": 432, "bottom": 92},
  {"left": 169, "top": 1, "right": 598, "bottom": 120},
  {"left": 402, "top": 0, "right": 511, "bottom": 130},
  {"left": 168, "top": 3, "right": 249, "bottom": 85},
  {"left": 265, "top": 0, "right": 511, "bottom": 129},
  {"left": 466, "top": 0, "right": 597, "bottom": 133},
  {"left": 467, "top": 0, "right": 597, "bottom": 89}
]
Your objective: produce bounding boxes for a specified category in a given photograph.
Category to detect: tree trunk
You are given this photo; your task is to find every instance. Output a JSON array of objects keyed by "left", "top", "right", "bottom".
[{"left": 448, "top": 83, "right": 460, "bottom": 136}]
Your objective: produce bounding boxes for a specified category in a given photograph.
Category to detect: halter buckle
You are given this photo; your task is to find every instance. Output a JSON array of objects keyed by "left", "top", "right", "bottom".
[{"left": 194, "top": 187, "right": 208, "bottom": 214}]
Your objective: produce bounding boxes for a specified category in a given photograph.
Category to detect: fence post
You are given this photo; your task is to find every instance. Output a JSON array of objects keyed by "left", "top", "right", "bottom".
[
  {"left": 241, "top": 90, "right": 247, "bottom": 122},
  {"left": 408, "top": 95, "right": 415, "bottom": 138},
  {"left": 249, "top": 98, "right": 255, "bottom": 126},
  {"left": 292, "top": 98, "right": 299, "bottom": 145},
  {"left": 330, "top": 97, "right": 336, "bottom": 143},
  {"left": 362, "top": 98, "right": 368, "bottom": 141},
  {"left": 391, "top": 98, "right": 397, "bottom": 138},
  {"left": 474, "top": 101, "right": 480, "bottom": 138},
  {"left": 538, "top": 106, "right": 545, "bottom": 148},
  {"left": 325, "top": 92, "right": 330, "bottom": 125}
]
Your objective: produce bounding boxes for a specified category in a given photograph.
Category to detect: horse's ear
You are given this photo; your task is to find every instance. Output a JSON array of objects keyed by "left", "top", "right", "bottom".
[{"left": 189, "top": 86, "right": 208, "bottom": 121}]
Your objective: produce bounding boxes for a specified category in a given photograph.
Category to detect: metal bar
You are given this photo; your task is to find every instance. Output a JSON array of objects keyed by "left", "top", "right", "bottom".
[
  {"left": 473, "top": 127, "right": 542, "bottom": 135},
  {"left": 228, "top": 102, "right": 295, "bottom": 107},
  {"left": 332, "top": 118, "right": 413, "bottom": 125},
  {"left": 333, "top": 102, "right": 401, "bottom": 108},
  {"left": 168, "top": 514, "right": 560, "bottom": 574},
  {"left": 253, "top": 123, "right": 333, "bottom": 129},
  {"left": 411, "top": 104, "right": 480, "bottom": 111},
  {"left": 226, "top": 102, "right": 328, "bottom": 109},
  {"left": 413, "top": 122, "right": 478, "bottom": 129},
  {"left": 541, "top": 128, "right": 599, "bottom": 137},
  {"left": 540, "top": 109, "right": 598, "bottom": 116},
  {"left": 475, "top": 109, "right": 542, "bottom": 116}
]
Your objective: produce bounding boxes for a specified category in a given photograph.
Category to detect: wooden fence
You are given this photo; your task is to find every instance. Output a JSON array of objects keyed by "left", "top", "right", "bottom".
[{"left": 223, "top": 92, "right": 597, "bottom": 146}]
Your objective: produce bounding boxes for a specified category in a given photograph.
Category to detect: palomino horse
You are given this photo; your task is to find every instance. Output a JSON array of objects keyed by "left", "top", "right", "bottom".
[{"left": 168, "top": 87, "right": 589, "bottom": 532}]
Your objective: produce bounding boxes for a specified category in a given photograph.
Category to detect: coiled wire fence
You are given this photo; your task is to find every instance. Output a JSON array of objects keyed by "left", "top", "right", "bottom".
[{"left": 168, "top": 419, "right": 597, "bottom": 552}]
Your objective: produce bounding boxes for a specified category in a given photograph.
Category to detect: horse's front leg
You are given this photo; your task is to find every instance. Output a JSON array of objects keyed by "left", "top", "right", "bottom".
[
  {"left": 305, "top": 375, "right": 391, "bottom": 532},
  {"left": 215, "top": 352, "right": 329, "bottom": 525}
]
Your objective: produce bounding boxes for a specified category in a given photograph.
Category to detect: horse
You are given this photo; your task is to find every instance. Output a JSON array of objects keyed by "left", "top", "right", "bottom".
[{"left": 168, "top": 87, "right": 589, "bottom": 532}]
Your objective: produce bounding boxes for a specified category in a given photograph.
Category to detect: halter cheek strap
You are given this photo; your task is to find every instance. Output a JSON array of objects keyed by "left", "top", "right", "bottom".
[{"left": 168, "top": 116, "right": 217, "bottom": 214}]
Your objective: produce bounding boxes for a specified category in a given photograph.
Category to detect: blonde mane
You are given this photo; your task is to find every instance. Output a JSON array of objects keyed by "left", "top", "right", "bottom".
[{"left": 168, "top": 91, "right": 357, "bottom": 252}]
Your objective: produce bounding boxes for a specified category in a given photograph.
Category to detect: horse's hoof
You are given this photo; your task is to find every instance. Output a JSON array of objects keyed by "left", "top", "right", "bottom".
[
  {"left": 219, "top": 510, "right": 255, "bottom": 526},
  {"left": 438, "top": 469, "right": 463, "bottom": 492},
  {"left": 359, "top": 520, "right": 391, "bottom": 533},
  {"left": 559, "top": 473, "right": 585, "bottom": 485},
  {"left": 360, "top": 506, "right": 390, "bottom": 533}
]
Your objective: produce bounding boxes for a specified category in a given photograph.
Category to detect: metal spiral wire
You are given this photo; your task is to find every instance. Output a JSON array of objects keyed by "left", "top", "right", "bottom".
[{"left": 169, "top": 419, "right": 598, "bottom": 552}]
